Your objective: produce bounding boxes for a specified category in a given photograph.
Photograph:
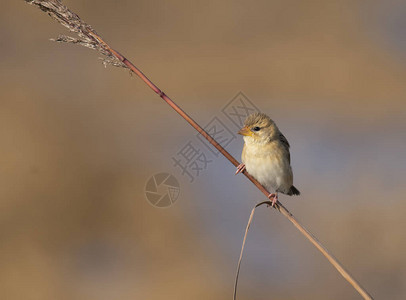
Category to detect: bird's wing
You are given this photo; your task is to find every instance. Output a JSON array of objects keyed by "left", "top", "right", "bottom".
[
  {"left": 279, "top": 133, "right": 291, "bottom": 163},
  {"left": 279, "top": 132, "right": 290, "bottom": 148}
]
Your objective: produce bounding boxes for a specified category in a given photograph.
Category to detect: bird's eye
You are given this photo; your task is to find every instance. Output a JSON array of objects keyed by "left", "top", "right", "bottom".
[{"left": 252, "top": 126, "right": 261, "bottom": 132}]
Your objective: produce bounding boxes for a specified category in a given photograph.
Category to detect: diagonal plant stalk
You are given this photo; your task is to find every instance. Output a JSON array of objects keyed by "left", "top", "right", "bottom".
[
  {"left": 234, "top": 200, "right": 271, "bottom": 300},
  {"left": 23, "top": 1, "right": 373, "bottom": 299}
]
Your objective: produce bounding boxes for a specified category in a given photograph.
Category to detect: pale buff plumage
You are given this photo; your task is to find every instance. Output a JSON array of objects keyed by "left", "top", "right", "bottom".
[{"left": 236, "top": 113, "right": 300, "bottom": 202}]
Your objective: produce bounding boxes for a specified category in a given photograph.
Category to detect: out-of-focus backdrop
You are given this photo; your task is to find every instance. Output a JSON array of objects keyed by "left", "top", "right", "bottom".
[{"left": 1, "top": 0, "right": 405, "bottom": 299}]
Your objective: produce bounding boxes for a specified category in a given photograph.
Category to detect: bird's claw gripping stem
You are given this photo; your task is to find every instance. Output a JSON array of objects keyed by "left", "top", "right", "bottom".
[
  {"left": 235, "top": 163, "right": 246, "bottom": 175},
  {"left": 268, "top": 193, "right": 278, "bottom": 207}
]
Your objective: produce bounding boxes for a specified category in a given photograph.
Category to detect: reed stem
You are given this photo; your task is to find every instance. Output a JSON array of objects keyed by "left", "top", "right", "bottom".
[{"left": 24, "top": 1, "right": 373, "bottom": 299}]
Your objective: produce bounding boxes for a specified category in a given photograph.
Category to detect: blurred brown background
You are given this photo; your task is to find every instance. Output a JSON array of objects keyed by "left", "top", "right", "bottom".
[{"left": 1, "top": 0, "right": 406, "bottom": 299}]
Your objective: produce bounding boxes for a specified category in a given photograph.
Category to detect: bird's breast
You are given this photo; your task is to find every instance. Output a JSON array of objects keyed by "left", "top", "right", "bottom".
[{"left": 242, "top": 142, "right": 292, "bottom": 192}]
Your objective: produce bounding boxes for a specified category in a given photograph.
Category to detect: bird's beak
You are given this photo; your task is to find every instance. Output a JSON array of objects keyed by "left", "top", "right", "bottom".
[{"left": 238, "top": 126, "right": 252, "bottom": 136}]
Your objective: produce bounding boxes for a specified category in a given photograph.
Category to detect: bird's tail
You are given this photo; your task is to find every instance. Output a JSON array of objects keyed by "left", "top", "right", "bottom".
[{"left": 289, "top": 185, "right": 300, "bottom": 196}]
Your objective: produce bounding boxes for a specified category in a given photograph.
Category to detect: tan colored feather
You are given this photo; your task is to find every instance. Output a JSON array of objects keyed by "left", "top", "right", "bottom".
[{"left": 239, "top": 113, "right": 299, "bottom": 196}]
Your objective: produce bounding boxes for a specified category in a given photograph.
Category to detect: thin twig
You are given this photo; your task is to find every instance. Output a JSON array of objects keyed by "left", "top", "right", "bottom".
[
  {"left": 23, "top": 1, "right": 374, "bottom": 299},
  {"left": 234, "top": 201, "right": 271, "bottom": 300}
]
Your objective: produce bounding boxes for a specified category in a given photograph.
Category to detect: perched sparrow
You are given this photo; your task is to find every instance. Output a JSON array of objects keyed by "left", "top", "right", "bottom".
[{"left": 236, "top": 112, "right": 300, "bottom": 206}]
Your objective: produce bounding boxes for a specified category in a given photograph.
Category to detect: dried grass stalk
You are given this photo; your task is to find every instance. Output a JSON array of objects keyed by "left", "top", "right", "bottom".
[
  {"left": 24, "top": 1, "right": 374, "bottom": 299},
  {"left": 26, "top": 0, "right": 127, "bottom": 68}
]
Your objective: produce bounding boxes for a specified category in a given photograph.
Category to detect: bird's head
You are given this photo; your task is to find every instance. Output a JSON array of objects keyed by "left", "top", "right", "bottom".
[{"left": 238, "top": 112, "right": 278, "bottom": 144}]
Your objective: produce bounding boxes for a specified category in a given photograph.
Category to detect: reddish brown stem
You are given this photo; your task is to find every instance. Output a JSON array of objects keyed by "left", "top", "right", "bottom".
[
  {"left": 89, "top": 31, "right": 271, "bottom": 196},
  {"left": 22, "top": 2, "right": 373, "bottom": 297},
  {"left": 87, "top": 31, "right": 373, "bottom": 300}
]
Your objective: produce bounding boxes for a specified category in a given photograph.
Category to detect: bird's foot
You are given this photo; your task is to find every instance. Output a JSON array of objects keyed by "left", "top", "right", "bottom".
[
  {"left": 267, "top": 193, "right": 278, "bottom": 207},
  {"left": 235, "top": 163, "right": 246, "bottom": 175}
]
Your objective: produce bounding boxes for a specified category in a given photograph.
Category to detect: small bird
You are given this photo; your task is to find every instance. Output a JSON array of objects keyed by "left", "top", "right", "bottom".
[{"left": 236, "top": 112, "right": 300, "bottom": 206}]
